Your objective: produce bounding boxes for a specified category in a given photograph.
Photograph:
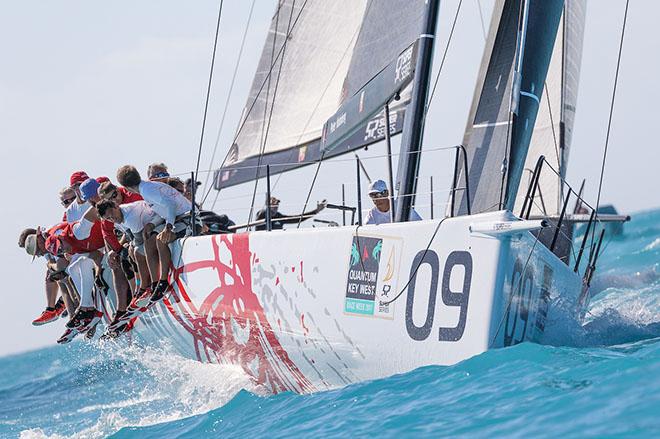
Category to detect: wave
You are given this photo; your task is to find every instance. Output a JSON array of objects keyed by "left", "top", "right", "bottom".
[
  {"left": 110, "top": 339, "right": 660, "bottom": 438},
  {"left": 6, "top": 343, "right": 255, "bottom": 439}
]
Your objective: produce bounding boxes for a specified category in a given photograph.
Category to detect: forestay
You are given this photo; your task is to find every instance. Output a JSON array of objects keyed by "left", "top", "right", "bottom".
[{"left": 214, "top": 0, "right": 427, "bottom": 189}]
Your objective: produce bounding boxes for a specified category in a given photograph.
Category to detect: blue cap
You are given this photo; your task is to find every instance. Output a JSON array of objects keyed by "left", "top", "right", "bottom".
[
  {"left": 368, "top": 179, "right": 388, "bottom": 194},
  {"left": 80, "top": 178, "right": 100, "bottom": 201}
]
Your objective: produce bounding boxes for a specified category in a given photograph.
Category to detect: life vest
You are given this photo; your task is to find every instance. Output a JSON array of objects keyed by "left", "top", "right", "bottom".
[{"left": 45, "top": 221, "right": 105, "bottom": 256}]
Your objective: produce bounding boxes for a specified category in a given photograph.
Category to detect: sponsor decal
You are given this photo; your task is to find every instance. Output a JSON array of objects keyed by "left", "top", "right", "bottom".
[
  {"left": 298, "top": 144, "right": 307, "bottom": 162},
  {"left": 395, "top": 45, "right": 414, "bottom": 83},
  {"left": 492, "top": 222, "right": 512, "bottom": 231},
  {"left": 344, "top": 235, "right": 401, "bottom": 318},
  {"left": 364, "top": 111, "right": 398, "bottom": 142},
  {"left": 328, "top": 112, "right": 347, "bottom": 135}
]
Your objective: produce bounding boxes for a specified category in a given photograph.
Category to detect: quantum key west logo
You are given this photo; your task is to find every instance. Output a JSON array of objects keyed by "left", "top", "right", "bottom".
[{"left": 344, "top": 235, "right": 400, "bottom": 318}]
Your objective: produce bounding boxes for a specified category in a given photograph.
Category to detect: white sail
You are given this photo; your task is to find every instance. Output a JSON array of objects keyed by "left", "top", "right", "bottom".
[{"left": 215, "top": 0, "right": 427, "bottom": 188}]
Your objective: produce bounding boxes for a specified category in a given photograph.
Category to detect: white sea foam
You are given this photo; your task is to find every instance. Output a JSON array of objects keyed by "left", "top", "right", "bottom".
[
  {"left": 21, "top": 342, "right": 256, "bottom": 439},
  {"left": 642, "top": 237, "right": 660, "bottom": 252}
]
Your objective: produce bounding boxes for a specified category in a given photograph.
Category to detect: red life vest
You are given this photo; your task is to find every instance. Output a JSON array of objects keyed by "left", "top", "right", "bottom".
[{"left": 45, "top": 221, "right": 105, "bottom": 256}]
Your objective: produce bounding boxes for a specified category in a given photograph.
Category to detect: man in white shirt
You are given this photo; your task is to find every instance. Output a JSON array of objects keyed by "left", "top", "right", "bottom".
[
  {"left": 97, "top": 199, "right": 165, "bottom": 331},
  {"left": 364, "top": 180, "right": 422, "bottom": 225},
  {"left": 116, "top": 165, "right": 193, "bottom": 303}
]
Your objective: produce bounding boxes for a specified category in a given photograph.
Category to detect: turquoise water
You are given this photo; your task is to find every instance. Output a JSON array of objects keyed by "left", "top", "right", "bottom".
[{"left": 2, "top": 210, "right": 659, "bottom": 438}]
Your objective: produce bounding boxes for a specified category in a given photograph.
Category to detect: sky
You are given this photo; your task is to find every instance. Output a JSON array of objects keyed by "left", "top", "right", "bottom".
[{"left": 0, "top": 0, "right": 658, "bottom": 356}]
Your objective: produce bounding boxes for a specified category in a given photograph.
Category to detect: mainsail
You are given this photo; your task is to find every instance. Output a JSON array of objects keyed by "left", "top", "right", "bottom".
[
  {"left": 513, "top": 0, "right": 587, "bottom": 216},
  {"left": 214, "top": 0, "right": 427, "bottom": 189},
  {"left": 452, "top": 0, "right": 564, "bottom": 216}
]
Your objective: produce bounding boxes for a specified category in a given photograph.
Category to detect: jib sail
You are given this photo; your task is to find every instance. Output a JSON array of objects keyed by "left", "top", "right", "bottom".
[
  {"left": 513, "top": 0, "right": 587, "bottom": 216},
  {"left": 452, "top": 0, "right": 564, "bottom": 216}
]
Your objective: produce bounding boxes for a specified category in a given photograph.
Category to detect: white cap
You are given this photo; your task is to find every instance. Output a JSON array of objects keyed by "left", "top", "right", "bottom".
[
  {"left": 25, "top": 234, "right": 38, "bottom": 257},
  {"left": 368, "top": 179, "right": 388, "bottom": 194}
]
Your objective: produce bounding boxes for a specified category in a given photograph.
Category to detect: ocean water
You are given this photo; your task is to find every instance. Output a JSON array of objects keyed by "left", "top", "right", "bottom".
[{"left": 2, "top": 210, "right": 659, "bottom": 438}]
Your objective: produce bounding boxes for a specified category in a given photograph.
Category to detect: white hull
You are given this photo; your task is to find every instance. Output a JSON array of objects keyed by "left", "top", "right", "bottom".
[{"left": 131, "top": 211, "right": 583, "bottom": 393}]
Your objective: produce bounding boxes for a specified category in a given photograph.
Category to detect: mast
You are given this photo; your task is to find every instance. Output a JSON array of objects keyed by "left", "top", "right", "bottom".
[{"left": 394, "top": 0, "right": 441, "bottom": 223}]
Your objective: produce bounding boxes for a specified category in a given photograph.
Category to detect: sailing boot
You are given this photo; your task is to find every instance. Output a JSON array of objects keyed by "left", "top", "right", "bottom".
[
  {"left": 128, "top": 287, "right": 152, "bottom": 311},
  {"left": 148, "top": 280, "right": 171, "bottom": 305},
  {"left": 54, "top": 298, "right": 67, "bottom": 319},
  {"left": 101, "top": 310, "right": 132, "bottom": 340},
  {"left": 32, "top": 308, "right": 59, "bottom": 326}
]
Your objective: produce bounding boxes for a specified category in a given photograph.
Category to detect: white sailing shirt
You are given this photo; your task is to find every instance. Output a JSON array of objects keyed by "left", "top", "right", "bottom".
[
  {"left": 64, "top": 200, "right": 91, "bottom": 223},
  {"left": 118, "top": 201, "right": 162, "bottom": 234},
  {"left": 364, "top": 201, "right": 422, "bottom": 225},
  {"left": 138, "top": 181, "right": 192, "bottom": 226}
]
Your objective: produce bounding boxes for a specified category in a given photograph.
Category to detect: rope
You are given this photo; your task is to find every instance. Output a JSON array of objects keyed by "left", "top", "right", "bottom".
[
  {"left": 247, "top": 1, "right": 296, "bottom": 229},
  {"left": 270, "top": 0, "right": 375, "bottom": 194},
  {"left": 184, "top": 144, "right": 458, "bottom": 175},
  {"left": 295, "top": 151, "right": 326, "bottom": 229},
  {"left": 201, "top": 0, "right": 257, "bottom": 204},
  {"left": 379, "top": 217, "right": 449, "bottom": 306},
  {"left": 476, "top": 0, "right": 487, "bottom": 40},
  {"left": 426, "top": 0, "right": 463, "bottom": 112},
  {"left": 194, "top": 1, "right": 225, "bottom": 184},
  {"left": 594, "top": 0, "right": 629, "bottom": 226},
  {"left": 209, "top": 0, "right": 310, "bottom": 211}
]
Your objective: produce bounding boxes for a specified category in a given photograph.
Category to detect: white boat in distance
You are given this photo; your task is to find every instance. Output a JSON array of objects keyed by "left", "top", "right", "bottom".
[{"left": 123, "top": 0, "right": 607, "bottom": 394}]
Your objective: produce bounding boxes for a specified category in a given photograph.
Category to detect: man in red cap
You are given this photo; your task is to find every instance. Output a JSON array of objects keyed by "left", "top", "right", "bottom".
[
  {"left": 25, "top": 221, "right": 106, "bottom": 343},
  {"left": 65, "top": 171, "right": 92, "bottom": 223}
]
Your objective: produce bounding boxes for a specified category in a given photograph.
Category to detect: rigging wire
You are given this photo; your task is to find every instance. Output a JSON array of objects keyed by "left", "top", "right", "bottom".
[
  {"left": 594, "top": 0, "right": 629, "bottom": 229},
  {"left": 194, "top": 0, "right": 225, "bottom": 186},
  {"left": 270, "top": 0, "right": 375, "bottom": 194},
  {"left": 294, "top": 0, "right": 461, "bottom": 229},
  {"left": 295, "top": 151, "right": 326, "bottom": 229},
  {"left": 378, "top": 217, "right": 449, "bottom": 306},
  {"left": 426, "top": 0, "right": 463, "bottom": 112},
  {"left": 247, "top": 1, "right": 296, "bottom": 228},
  {"left": 201, "top": 0, "right": 257, "bottom": 205},
  {"left": 209, "top": 0, "right": 310, "bottom": 211},
  {"left": 476, "top": 0, "right": 487, "bottom": 40}
]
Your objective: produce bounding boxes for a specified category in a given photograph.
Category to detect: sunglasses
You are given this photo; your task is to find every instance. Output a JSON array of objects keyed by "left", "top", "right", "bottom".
[
  {"left": 369, "top": 191, "right": 388, "bottom": 198},
  {"left": 61, "top": 197, "right": 76, "bottom": 206},
  {"left": 150, "top": 171, "right": 170, "bottom": 179}
]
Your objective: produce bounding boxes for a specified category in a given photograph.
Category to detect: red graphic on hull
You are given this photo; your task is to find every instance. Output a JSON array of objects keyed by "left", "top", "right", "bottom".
[{"left": 163, "top": 234, "right": 315, "bottom": 394}]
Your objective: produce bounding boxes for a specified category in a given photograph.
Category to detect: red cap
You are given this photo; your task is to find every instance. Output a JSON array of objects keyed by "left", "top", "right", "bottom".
[
  {"left": 70, "top": 171, "right": 90, "bottom": 186},
  {"left": 45, "top": 235, "right": 62, "bottom": 256},
  {"left": 96, "top": 176, "right": 110, "bottom": 184}
]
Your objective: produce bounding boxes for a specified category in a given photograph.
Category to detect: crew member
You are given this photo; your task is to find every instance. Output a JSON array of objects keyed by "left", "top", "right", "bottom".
[
  {"left": 255, "top": 197, "right": 327, "bottom": 231},
  {"left": 364, "top": 180, "right": 421, "bottom": 225},
  {"left": 116, "top": 165, "right": 193, "bottom": 303}
]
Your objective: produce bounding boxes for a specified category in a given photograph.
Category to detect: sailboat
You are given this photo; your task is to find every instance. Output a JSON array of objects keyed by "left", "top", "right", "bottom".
[{"left": 128, "top": 0, "right": 607, "bottom": 394}]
